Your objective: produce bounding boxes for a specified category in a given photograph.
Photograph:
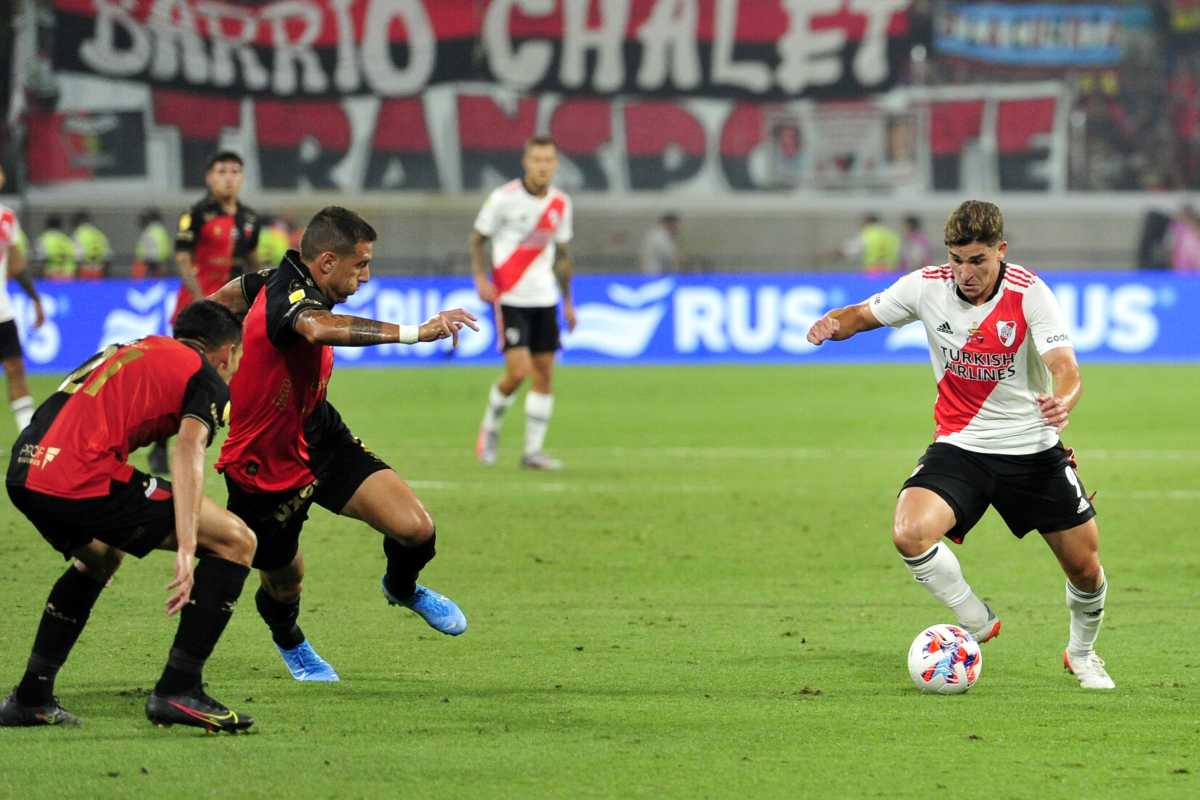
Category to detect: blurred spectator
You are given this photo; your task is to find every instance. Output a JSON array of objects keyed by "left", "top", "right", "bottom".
[
  {"left": 35, "top": 215, "right": 77, "bottom": 280},
  {"left": 132, "top": 208, "right": 170, "bottom": 278},
  {"left": 1136, "top": 208, "right": 1172, "bottom": 270},
  {"left": 639, "top": 212, "right": 683, "bottom": 275},
  {"left": 1168, "top": 203, "right": 1200, "bottom": 272},
  {"left": 899, "top": 215, "right": 933, "bottom": 271},
  {"left": 842, "top": 213, "right": 900, "bottom": 274},
  {"left": 255, "top": 214, "right": 290, "bottom": 268},
  {"left": 71, "top": 210, "right": 111, "bottom": 279}
]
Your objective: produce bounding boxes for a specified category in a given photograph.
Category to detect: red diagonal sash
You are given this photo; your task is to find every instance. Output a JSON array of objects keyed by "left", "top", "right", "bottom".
[{"left": 492, "top": 195, "right": 566, "bottom": 296}]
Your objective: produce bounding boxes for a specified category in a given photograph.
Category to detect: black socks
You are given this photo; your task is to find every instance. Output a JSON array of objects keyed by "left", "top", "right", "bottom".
[
  {"left": 154, "top": 557, "right": 249, "bottom": 696},
  {"left": 16, "top": 566, "right": 106, "bottom": 706},
  {"left": 383, "top": 532, "right": 437, "bottom": 601}
]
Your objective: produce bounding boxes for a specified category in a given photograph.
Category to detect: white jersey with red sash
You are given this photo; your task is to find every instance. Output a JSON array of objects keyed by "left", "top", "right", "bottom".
[
  {"left": 0, "top": 205, "right": 22, "bottom": 323},
  {"left": 473, "top": 180, "right": 573, "bottom": 308},
  {"left": 868, "top": 262, "right": 1074, "bottom": 455}
]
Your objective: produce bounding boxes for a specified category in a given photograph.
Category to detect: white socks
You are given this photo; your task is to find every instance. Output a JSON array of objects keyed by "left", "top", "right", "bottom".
[
  {"left": 901, "top": 543, "right": 991, "bottom": 633},
  {"left": 1066, "top": 571, "right": 1107, "bottom": 658},
  {"left": 524, "top": 392, "right": 554, "bottom": 455},
  {"left": 480, "top": 383, "right": 515, "bottom": 433},
  {"left": 11, "top": 396, "right": 34, "bottom": 432}
]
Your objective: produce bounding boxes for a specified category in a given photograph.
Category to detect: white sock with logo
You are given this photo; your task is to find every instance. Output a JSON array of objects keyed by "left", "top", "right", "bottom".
[
  {"left": 11, "top": 396, "right": 34, "bottom": 432},
  {"left": 1066, "top": 570, "right": 1107, "bottom": 659},
  {"left": 481, "top": 383, "right": 515, "bottom": 433},
  {"left": 901, "top": 543, "right": 991, "bottom": 632},
  {"left": 524, "top": 392, "right": 554, "bottom": 455}
]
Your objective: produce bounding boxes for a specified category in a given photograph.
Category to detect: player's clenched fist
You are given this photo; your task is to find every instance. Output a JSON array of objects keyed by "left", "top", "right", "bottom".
[
  {"left": 419, "top": 308, "right": 481, "bottom": 348},
  {"left": 806, "top": 315, "right": 841, "bottom": 345}
]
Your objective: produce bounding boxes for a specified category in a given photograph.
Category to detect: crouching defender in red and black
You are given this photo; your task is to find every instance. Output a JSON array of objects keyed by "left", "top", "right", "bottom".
[{"left": 1, "top": 301, "right": 258, "bottom": 732}]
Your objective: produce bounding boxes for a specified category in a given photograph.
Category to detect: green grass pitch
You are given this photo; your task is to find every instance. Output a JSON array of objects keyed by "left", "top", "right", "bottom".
[{"left": 0, "top": 363, "right": 1197, "bottom": 799}]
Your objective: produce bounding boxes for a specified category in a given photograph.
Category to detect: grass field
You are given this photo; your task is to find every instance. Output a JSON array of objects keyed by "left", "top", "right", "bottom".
[{"left": 0, "top": 363, "right": 1197, "bottom": 799}]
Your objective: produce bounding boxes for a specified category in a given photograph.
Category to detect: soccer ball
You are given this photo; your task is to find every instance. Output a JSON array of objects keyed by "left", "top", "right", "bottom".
[{"left": 907, "top": 624, "right": 983, "bottom": 694}]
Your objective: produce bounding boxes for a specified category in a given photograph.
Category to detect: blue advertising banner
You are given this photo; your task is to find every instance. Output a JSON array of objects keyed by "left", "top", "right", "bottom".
[
  {"left": 935, "top": 4, "right": 1153, "bottom": 67},
  {"left": 7, "top": 272, "right": 1198, "bottom": 374}
]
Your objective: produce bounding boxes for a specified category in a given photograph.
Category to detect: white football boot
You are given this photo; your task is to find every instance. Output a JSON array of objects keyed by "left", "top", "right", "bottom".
[{"left": 1063, "top": 650, "right": 1116, "bottom": 689}]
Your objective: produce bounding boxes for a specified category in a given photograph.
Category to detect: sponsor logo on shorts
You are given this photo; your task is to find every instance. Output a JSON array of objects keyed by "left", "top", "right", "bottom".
[{"left": 506, "top": 327, "right": 521, "bottom": 345}]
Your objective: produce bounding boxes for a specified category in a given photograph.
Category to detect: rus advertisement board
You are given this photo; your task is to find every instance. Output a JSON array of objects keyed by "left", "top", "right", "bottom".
[{"left": 7, "top": 272, "right": 1197, "bottom": 373}]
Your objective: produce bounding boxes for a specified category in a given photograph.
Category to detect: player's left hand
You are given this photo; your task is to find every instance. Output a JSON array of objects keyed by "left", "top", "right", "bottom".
[
  {"left": 563, "top": 300, "right": 577, "bottom": 333},
  {"left": 1036, "top": 393, "right": 1070, "bottom": 432},
  {"left": 165, "top": 549, "right": 195, "bottom": 615},
  {"left": 32, "top": 300, "right": 45, "bottom": 330},
  {"left": 419, "top": 308, "right": 480, "bottom": 348}
]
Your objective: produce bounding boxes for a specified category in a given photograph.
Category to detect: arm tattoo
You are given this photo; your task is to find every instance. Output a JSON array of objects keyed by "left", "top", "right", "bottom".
[
  {"left": 553, "top": 245, "right": 572, "bottom": 299},
  {"left": 347, "top": 317, "right": 392, "bottom": 345}
]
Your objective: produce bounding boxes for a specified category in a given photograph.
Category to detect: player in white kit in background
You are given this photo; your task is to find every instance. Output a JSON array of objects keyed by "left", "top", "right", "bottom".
[
  {"left": 806, "top": 200, "right": 1115, "bottom": 690},
  {"left": 0, "top": 166, "right": 46, "bottom": 434},
  {"left": 470, "top": 136, "right": 575, "bottom": 470}
]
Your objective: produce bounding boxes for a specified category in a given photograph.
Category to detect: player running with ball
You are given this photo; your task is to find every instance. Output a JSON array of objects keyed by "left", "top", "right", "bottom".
[{"left": 806, "top": 200, "right": 1114, "bottom": 690}]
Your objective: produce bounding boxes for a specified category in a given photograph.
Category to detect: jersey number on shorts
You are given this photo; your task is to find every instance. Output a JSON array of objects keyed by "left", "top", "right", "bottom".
[{"left": 1064, "top": 466, "right": 1089, "bottom": 513}]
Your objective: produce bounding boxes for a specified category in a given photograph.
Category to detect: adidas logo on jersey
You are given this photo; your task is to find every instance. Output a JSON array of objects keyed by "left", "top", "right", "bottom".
[{"left": 936, "top": 321, "right": 953, "bottom": 334}]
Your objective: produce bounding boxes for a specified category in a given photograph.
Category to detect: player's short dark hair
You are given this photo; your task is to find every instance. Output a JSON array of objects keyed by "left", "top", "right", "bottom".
[
  {"left": 45, "top": 214, "right": 63, "bottom": 230},
  {"left": 206, "top": 150, "right": 244, "bottom": 171},
  {"left": 945, "top": 200, "right": 1004, "bottom": 247},
  {"left": 299, "top": 206, "right": 377, "bottom": 261},
  {"left": 525, "top": 135, "right": 556, "bottom": 151},
  {"left": 173, "top": 300, "right": 243, "bottom": 350},
  {"left": 140, "top": 208, "right": 161, "bottom": 226},
  {"left": 904, "top": 215, "right": 921, "bottom": 230},
  {"left": 70, "top": 210, "right": 91, "bottom": 228}
]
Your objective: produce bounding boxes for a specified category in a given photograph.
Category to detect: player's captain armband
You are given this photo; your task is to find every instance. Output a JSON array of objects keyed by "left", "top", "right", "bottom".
[
  {"left": 178, "top": 213, "right": 191, "bottom": 231},
  {"left": 289, "top": 289, "right": 306, "bottom": 304}
]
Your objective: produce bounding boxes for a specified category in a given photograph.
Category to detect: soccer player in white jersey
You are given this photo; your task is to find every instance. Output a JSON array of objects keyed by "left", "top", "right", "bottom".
[
  {"left": 806, "top": 200, "right": 1114, "bottom": 690},
  {"left": 470, "top": 136, "right": 575, "bottom": 470},
  {"left": 0, "top": 166, "right": 46, "bottom": 434}
]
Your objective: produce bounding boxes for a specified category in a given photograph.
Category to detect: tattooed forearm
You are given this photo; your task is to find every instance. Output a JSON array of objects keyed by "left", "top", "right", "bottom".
[
  {"left": 347, "top": 317, "right": 394, "bottom": 345},
  {"left": 553, "top": 244, "right": 572, "bottom": 300}
]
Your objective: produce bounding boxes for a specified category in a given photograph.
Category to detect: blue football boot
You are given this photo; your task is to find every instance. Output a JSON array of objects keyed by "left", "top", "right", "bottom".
[
  {"left": 381, "top": 578, "right": 467, "bottom": 636},
  {"left": 276, "top": 640, "right": 340, "bottom": 681}
]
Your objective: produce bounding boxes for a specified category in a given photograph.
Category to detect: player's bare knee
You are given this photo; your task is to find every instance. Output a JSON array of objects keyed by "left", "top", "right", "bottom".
[
  {"left": 1066, "top": 557, "right": 1103, "bottom": 591},
  {"left": 389, "top": 508, "right": 435, "bottom": 545},
  {"left": 892, "top": 517, "right": 937, "bottom": 557},
  {"left": 224, "top": 518, "right": 257, "bottom": 566}
]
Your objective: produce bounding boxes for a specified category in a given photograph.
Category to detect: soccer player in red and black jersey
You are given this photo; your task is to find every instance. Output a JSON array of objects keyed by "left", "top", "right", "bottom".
[
  {"left": 149, "top": 151, "right": 260, "bottom": 474},
  {"left": 208, "top": 207, "right": 478, "bottom": 681},
  {"left": 1, "top": 302, "right": 259, "bottom": 732}
]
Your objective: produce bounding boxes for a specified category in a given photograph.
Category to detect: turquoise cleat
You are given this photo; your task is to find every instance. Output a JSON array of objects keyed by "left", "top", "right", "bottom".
[
  {"left": 276, "top": 640, "right": 340, "bottom": 682},
  {"left": 381, "top": 578, "right": 467, "bottom": 636}
]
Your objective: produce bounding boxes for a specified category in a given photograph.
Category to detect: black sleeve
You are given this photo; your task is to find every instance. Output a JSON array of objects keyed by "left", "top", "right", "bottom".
[
  {"left": 174, "top": 202, "right": 203, "bottom": 253},
  {"left": 181, "top": 364, "right": 230, "bottom": 447},
  {"left": 265, "top": 272, "right": 330, "bottom": 347},
  {"left": 239, "top": 268, "right": 273, "bottom": 308}
]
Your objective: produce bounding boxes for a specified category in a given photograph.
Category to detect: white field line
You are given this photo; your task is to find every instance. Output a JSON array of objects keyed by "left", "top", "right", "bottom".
[
  {"left": 406, "top": 480, "right": 1200, "bottom": 501},
  {"left": 405, "top": 446, "right": 1200, "bottom": 461}
]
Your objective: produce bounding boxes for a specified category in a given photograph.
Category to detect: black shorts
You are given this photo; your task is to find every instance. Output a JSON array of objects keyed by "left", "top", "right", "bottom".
[
  {"left": 901, "top": 442, "right": 1096, "bottom": 543},
  {"left": 6, "top": 472, "right": 175, "bottom": 559},
  {"left": 0, "top": 319, "right": 23, "bottom": 360},
  {"left": 498, "top": 304, "right": 560, "bottom": 353},
  {"left": 226, "top": 402, "right": 389, "bottom": 572}
]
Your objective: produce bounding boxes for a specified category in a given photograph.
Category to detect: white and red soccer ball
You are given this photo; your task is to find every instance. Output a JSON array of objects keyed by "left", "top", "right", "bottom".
[{"left": 907, "top": 624, "right": 983, "bottom": 694}]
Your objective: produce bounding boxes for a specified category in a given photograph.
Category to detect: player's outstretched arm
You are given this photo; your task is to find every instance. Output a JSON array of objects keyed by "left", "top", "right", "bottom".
[
  {"left": 1037, "top": 347, "right": 1082, "bottom": 433},
  {"left": 806, "top": 301, "right": 884, "bottom": 345},
  {"left": 469, "top": 231, "right": 496, "bottom": 303},
  {"left": 7, "top": 245, "right": 44, "bottom": 329},
  {"left": 165, "top": 416, "right": 208, "bottom": 615},
  {"left": 293, "top": 308, "right": 480, "bottom": 348}
]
